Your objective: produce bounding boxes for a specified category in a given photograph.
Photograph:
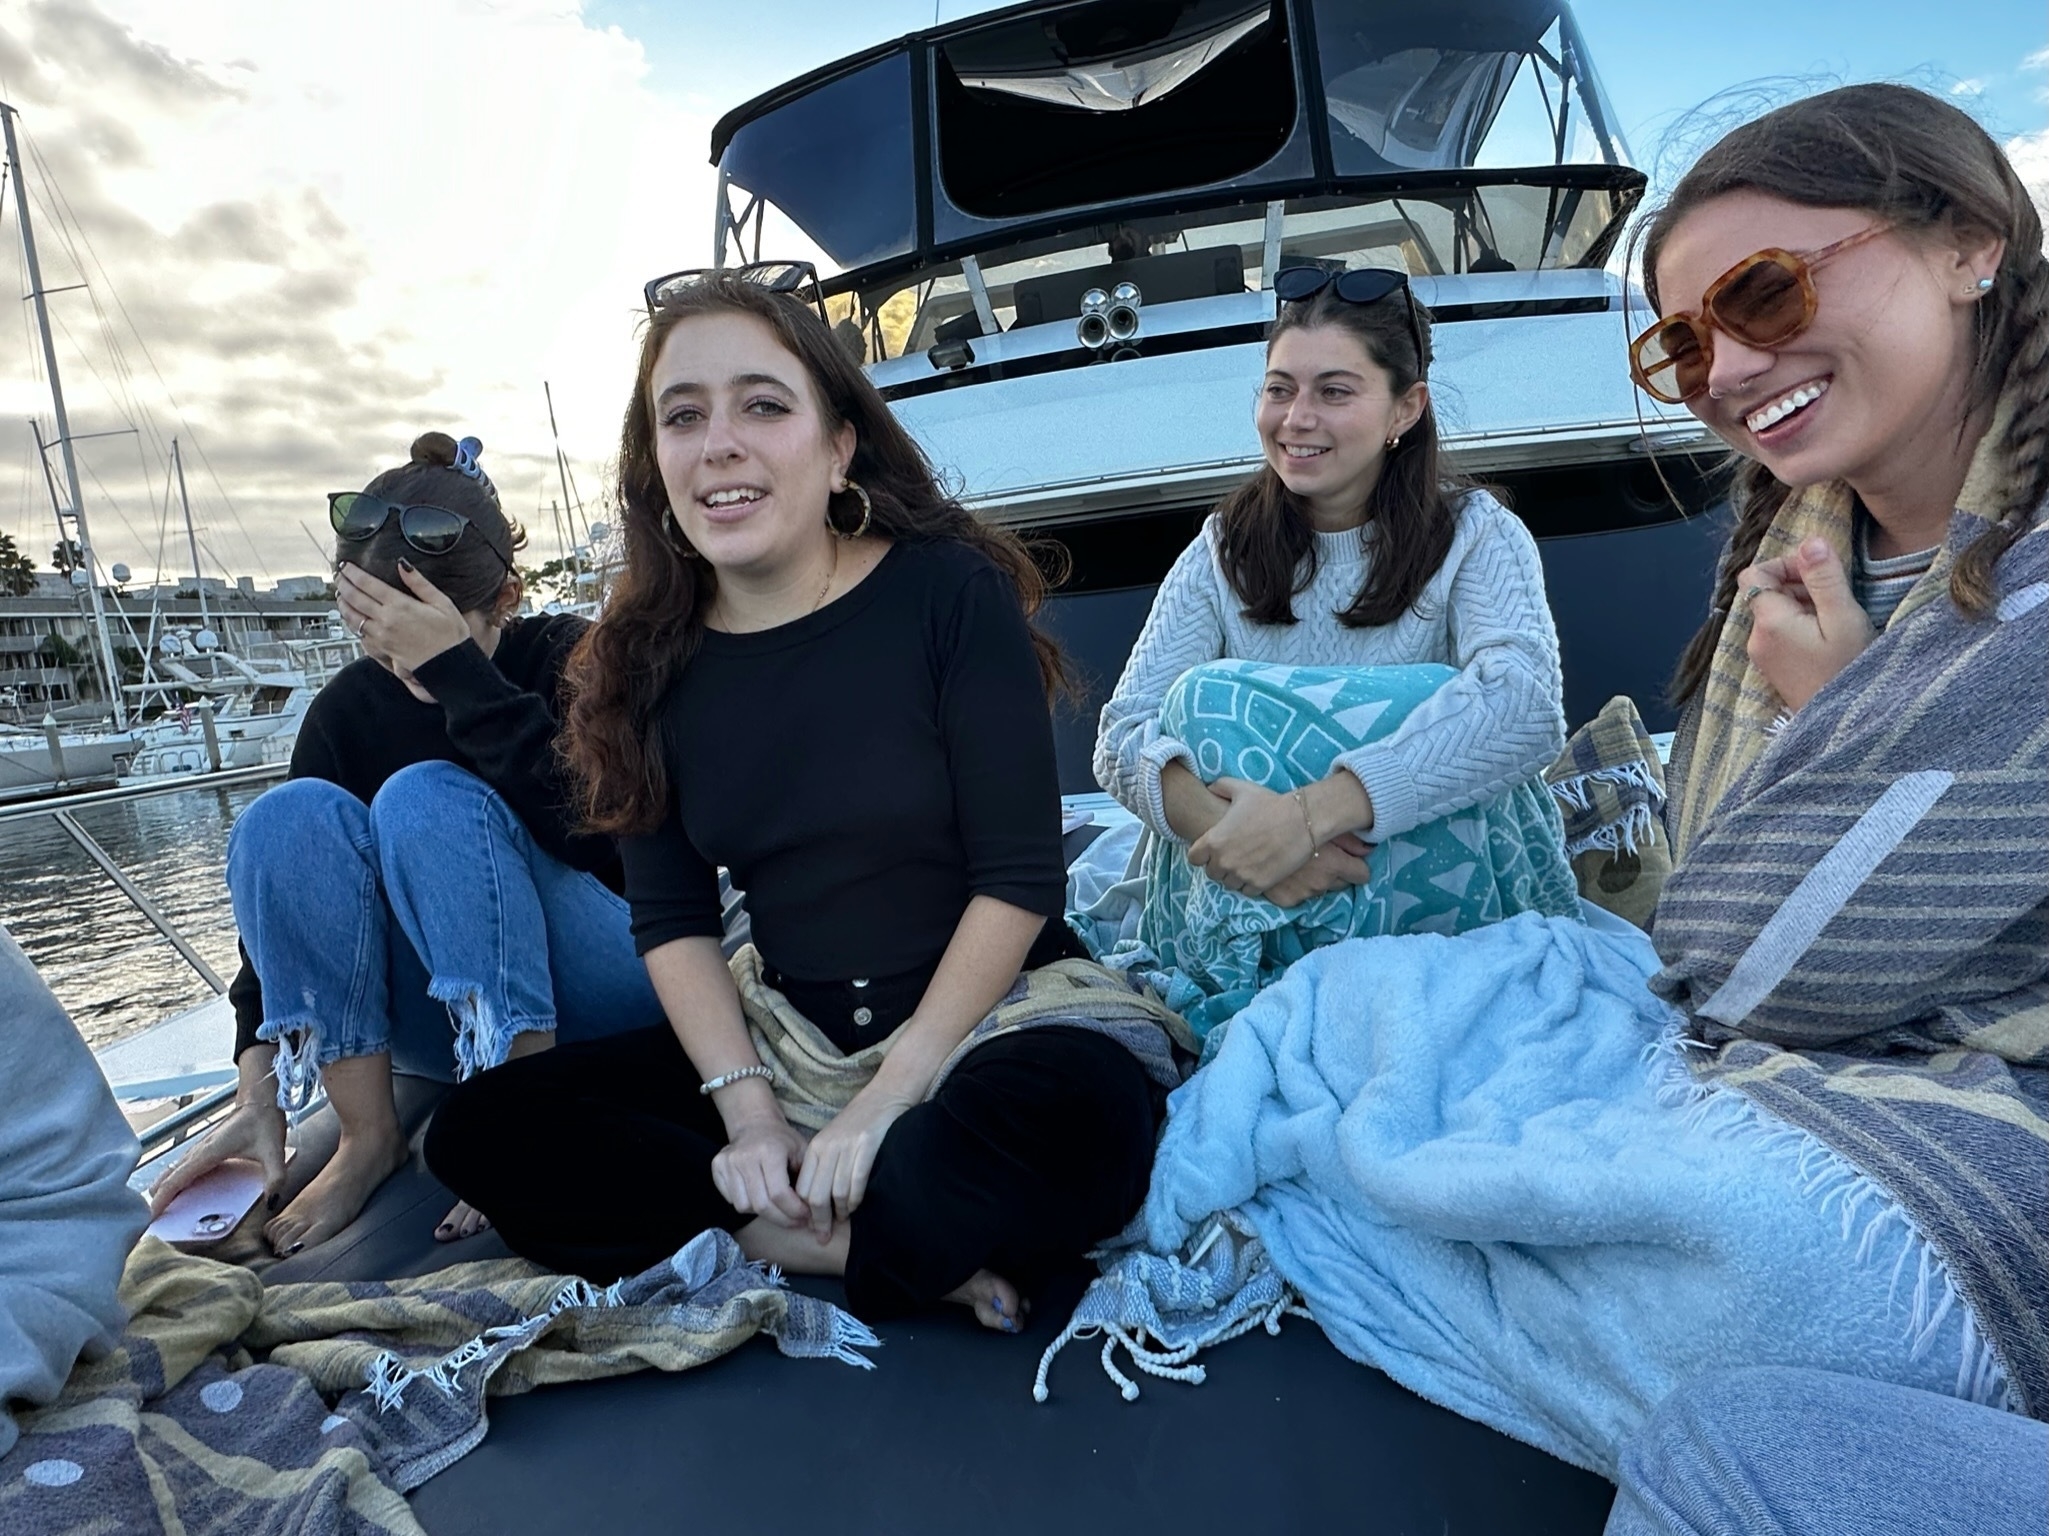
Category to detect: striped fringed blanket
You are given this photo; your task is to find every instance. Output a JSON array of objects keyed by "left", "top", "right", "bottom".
[
  {"left": 1653, "top": 507, "right": 2049, "bottom": 1418},
  {"left": 1543, "top": 695, "right": 1671, "bottom": 930},
  {"left": 728, "top": 945, "right": 1194, "bottom": 1131},
  {"left": 0, "top": 1231, "right": 875, "bottom": 1534}
]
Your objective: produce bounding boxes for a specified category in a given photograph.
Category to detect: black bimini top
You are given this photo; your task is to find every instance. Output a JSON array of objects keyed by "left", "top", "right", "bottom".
[{"left": 706, "top": 0, "right": 1635, "bottom": 282}]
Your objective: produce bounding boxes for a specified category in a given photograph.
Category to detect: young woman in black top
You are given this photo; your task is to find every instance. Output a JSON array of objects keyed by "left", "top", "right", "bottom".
[
  {"left": 426, "top": 276, "right": 1173, "bottom": 1330},
  {"left": 149, "top": 434, "right": 665, "bottom": 1256}
]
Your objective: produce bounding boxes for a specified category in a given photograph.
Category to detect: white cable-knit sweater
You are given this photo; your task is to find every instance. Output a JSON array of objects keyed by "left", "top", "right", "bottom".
[{"left": 1094, "top": 491, "right": 1566, "bottom": 842}]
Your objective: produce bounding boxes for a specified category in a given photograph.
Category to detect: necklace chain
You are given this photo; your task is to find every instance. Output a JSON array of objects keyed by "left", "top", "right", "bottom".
[{"left": 810, "top": 538, "right": 841, "bottom": 614}]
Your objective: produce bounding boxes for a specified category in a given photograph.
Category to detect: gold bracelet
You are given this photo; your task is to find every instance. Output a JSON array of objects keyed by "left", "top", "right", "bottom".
[{"left": 1291, "top": 787, "right": 1319, "bottom": 856}]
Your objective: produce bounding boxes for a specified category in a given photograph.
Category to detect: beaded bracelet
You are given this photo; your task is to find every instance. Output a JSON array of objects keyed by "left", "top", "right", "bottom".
[
  {"left": 1291, "top": 787, "right": 1320, "bottom": 859},
  {"left": 699, "top": 1063, "right": 775, "bottom": 1096}
]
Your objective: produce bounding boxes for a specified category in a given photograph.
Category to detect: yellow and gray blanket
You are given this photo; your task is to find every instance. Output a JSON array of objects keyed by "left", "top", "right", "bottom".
[
  {"left": 1655, "top": 499, "right": 2049, "bottom": 1418},
  {"left": 0, "top": 1231, "right": 876, "bottom": 1535},
  {"left": 730, "top": 945, "right": 1194, "bottom": 1130}
]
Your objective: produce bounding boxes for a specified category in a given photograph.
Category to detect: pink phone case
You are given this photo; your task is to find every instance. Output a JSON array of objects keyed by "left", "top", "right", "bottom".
[{"left": 146, "top": 1158, "right": 271, "bottom": 1244}]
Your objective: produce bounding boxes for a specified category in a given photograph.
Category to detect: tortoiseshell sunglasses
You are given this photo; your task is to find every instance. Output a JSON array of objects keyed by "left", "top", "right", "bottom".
[{"left": 1629, "top": 224, "right": 1890, "bottom": 404}]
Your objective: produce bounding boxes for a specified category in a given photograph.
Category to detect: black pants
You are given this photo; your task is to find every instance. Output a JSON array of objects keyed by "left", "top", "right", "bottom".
[{"left": 423, "top": 1024, "right": 1161, "bottom": 1318}]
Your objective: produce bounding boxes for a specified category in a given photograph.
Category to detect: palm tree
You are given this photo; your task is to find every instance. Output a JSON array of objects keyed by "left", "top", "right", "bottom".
[{"left": 0, "top": 532, "right": 34, "bottom": 597}]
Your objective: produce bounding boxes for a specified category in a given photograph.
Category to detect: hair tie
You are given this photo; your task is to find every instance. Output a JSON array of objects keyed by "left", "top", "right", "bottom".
[{"left": 452, "top": 436, "right": 486, "bottom": 481}]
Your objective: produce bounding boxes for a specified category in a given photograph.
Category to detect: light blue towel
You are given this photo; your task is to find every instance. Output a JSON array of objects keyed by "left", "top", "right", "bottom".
[
  {"left": 1042, "top": 912, "right": 2003, "bottom": 1474},
  {"left": 1136, "top": 661, "right": 1578, "bottom": 1040}
]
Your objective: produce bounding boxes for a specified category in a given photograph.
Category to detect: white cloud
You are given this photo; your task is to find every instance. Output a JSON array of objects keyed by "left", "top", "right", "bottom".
[
  {"left": 0, "top": 0, "right": 719, "bottom": 583},
  {"left": 1950, "top": 78, "right": 1984, "bottom": 98},
  {"left": 2008, "top": 127, "right": 2049, "bottom": 222}
]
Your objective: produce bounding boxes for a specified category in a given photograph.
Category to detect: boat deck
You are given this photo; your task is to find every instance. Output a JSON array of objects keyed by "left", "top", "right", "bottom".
[{"left": 270, "top": 1142, "right": 1616, "bottom": 1535}]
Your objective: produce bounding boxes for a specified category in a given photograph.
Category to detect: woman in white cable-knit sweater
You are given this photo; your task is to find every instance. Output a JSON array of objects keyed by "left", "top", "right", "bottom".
[{"left": 1094, "top": 268, "right": 1566, "bottom": 913}]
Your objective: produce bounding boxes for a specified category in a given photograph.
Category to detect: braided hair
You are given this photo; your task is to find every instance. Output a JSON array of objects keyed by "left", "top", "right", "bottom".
[{"left": 1641, "top": 83, "right": 2048, "bottom": 704}]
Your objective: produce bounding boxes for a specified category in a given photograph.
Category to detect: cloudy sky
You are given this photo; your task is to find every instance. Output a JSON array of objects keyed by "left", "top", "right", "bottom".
[{"left": 0, "top": 0, "right": 2041, "bottom": 585}]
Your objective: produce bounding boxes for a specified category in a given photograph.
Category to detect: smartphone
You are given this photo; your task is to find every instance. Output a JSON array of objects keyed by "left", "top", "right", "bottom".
[{"left": 145, "top": 1157, "right": 273, "bottom": 1245}]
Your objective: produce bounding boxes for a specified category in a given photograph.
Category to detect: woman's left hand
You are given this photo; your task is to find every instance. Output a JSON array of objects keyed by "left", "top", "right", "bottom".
[
  {"left": 336, "top": 561, "right": 474, "bottom": 676},
  {"left": 795, "top": 1086, "right": 914, "bottom": 1241},
  {"left": 1738, "top": 537, "right": 1874, "bottom": 713},
  {"left": 1188, "top": 777, "right": 1315, "bottom": 896}
]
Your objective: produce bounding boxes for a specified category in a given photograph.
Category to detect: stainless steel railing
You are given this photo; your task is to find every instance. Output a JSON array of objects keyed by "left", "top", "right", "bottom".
[{"left": 5, "top": 763, "right": 287, "bottom": 1158}]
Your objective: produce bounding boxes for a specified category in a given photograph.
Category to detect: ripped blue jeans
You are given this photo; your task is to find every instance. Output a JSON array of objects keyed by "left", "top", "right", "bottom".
[{"left": 227, "top": 761, "right": 665, "bottom": 1109}]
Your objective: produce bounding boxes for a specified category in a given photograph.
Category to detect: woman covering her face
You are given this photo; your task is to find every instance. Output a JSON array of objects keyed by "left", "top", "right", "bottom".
[
  {"left": 149, "top": 433, "right": 666, "bottom": 1258},
  {"left": 1092, "top": 83, "right": 2046, "bottom": 1474},
  {"left": 1090, "top": 266, "right": 1577, "bottom": 1042},
  {"left": 427, "top": 276, "right": 1185, "bottom": 1330}
]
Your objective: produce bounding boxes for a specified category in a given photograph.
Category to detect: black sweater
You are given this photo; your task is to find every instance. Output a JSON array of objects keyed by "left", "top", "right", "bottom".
[
  {"left": 622, "top": 539, "right": 1067, "bottom": 983},
  {"left": 228, "top": 614, "right": 612, "bottom": 1057}
]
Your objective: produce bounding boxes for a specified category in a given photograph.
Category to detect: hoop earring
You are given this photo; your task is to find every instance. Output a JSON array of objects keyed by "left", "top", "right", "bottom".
[
  {"left": 829, "top": 479, "right": 874, "bottom": 540},
  {"left": 1385, "top": 435, "right": 1402, "bottom": 452}
]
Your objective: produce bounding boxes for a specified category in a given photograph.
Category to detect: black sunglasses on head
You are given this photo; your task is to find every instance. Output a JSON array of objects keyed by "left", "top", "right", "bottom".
[
  {"left": 643, "top": 259, "right": 829, "bottom": 324},
  {"left": 328, "top": 492, "right": 511, "bottom": 570},
  {"left": 1273, "top": 265, "right": 1429, "bottom": 371}
]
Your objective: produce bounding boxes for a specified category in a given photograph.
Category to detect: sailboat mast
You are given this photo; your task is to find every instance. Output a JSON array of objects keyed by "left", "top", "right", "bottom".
[
  {"left": 171, "top": 438, "right": 212, "bottom": 640},
  {"left": 2, "top": 101, "right": 128, "bottom": 727},
  {"left": 542, "top": 381, "right": 584, "bottom": 586}
]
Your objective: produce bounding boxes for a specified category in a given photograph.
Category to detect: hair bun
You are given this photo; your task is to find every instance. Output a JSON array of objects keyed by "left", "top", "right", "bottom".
[{"left": 410, "top": 431, "right": 460, "bottom": 467}]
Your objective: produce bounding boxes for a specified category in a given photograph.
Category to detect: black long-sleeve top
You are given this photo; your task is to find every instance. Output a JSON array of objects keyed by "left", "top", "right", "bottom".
[
  {"left": 622, "top": 539, "right": 1067, "bottom": 984},
  {"left": 228, "top": 613, "right": 614, "bottom": 1057}
]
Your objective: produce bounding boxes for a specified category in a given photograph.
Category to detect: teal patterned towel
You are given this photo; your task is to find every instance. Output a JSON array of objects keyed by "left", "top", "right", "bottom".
[{"left": 1141, "top": 660, "right": 1579, "bottom": 1042}]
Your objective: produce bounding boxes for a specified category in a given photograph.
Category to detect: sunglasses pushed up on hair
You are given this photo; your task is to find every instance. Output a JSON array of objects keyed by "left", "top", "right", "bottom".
[
  {"left": 1629, "top": 224, "right": 1890, "bottom": 404},
  {"left": 1272, "top": 265, "right": 1429, "bottom": 369},
  {"left": 328, "top": 492, "right": 511, "bottom": 570},
  {"left": 642, "top": 260, "right": 829, "bottom": 324}
]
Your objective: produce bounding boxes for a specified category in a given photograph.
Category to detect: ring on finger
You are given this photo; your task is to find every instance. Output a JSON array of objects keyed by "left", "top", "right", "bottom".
[{"left": 1745, "top": 585, "right": 1766, "bottom": 601}]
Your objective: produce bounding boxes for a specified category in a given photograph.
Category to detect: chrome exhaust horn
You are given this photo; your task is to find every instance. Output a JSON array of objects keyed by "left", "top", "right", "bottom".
[
  {"left": 1076, "top": 288, "right": 1110, "bottom": 350},
  {"left": 1106, "top": 281, "right": 1142, "bottom": 343}
]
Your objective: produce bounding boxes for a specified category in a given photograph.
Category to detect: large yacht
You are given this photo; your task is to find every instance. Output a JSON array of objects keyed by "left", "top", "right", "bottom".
[{"left": 707, "top": 0, "right": 1724, "bottom": 785}]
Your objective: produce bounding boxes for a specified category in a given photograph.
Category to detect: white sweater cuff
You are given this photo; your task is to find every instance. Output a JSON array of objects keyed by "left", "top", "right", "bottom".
[
  {"left": 1337, "top": 743, "right": 1424, "bottom": 841},
  {"left": 1138, "top": 736, "right": 1198, "bottom": 843}
]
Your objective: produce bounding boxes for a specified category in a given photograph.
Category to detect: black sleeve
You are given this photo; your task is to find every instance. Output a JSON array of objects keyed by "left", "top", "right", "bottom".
[
  {"left": 409, "top": 622, "right": 612, "bottom": 874},
  {"left": 620, "top": 769, "right": 726, "bottom": 957},
  {"left": 229, "top": 942, "right": 265, "bottom": 1063},
  {"left": 938, "top": 565, "right": 1067, "bottom": 919}
]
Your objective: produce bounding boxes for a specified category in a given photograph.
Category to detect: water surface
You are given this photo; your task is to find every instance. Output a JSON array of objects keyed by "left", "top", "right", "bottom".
[{"left": 0, "top": 786, "right": 261, "bottom": 1051}]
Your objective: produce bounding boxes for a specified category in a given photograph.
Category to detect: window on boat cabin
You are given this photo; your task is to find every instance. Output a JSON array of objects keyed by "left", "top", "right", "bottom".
[
  {"left": 933, "top": 0, "right": 1299, "bottom": 222},
  {"left": 827, "top": 182, "right": 1629, "bottom": 364},
  {"left": 1311, "top": 0, "right": 1626, "bottom": 181}
]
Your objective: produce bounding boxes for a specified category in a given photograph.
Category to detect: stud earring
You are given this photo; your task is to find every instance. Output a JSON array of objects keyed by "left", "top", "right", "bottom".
[
  {"left": 1385, "top": 434, "right": 1402, "bottom": 452},
  {"left": 1975, "top": 276, "right": 1996, "bottom": 294}
]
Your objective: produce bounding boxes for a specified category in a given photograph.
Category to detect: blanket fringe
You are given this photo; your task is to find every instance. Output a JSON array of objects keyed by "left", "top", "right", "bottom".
[
  {"left": 1031, "top": 1285, "right": 1310, "bottom": 1405},
  {"left": 363, "top": 1272, "right": 630, "bottom": 1414},
  {"left": 1550, "top": 763, "right": 1665, "bottom": 858},
  {"left": 1645, "top": 1027, "right": 2018, "bottom": 1411}
]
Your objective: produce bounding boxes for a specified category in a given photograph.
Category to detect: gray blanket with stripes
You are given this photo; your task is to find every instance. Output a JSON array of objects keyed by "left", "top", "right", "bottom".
[{"left": 1651, "top": 509, "right": 2049, "bottom": 1418}]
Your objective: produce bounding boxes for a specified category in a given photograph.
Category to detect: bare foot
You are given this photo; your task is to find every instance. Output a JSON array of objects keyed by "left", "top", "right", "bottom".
[
  {"left": 434, "top": 1199, "right": 492, "bottom": 1243},
  {"left": 945, "top": 1269, "right": 1026, "bottom": 1333},
  {"left": 263, "top": 1126, "right": 407, "bottom": 1256}
]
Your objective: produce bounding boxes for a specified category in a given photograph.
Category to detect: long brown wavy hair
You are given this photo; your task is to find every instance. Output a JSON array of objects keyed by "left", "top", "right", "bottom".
[
  {"left": 1643, "top": 82, "right": 2049, "bottom": 705},
  {"left": 1216, "top": 282, "right": 1468, "bottom": 626},
  {"left": 563, "top": 273, "right": 1069, "bottom": 836}
]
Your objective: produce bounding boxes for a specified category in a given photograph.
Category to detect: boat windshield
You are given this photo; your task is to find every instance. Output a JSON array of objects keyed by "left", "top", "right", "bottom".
[
  {"left": 824, "top": 180, "right": 1627, "bottom": 365},
  {"left": 711, "top": 0, "right": 1628, "bottom": 297}
]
